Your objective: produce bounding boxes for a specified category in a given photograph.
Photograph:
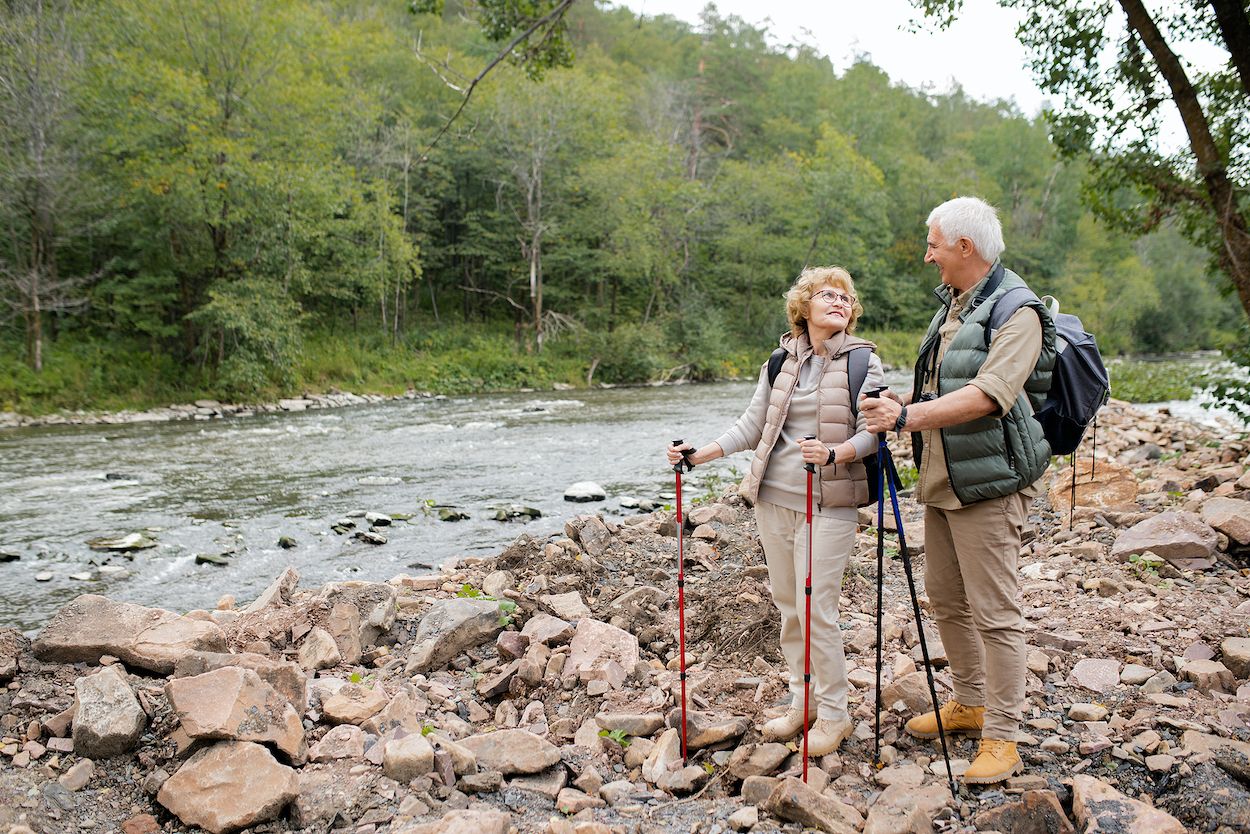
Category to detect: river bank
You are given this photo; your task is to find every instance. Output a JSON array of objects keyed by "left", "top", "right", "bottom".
[{"left": 1, "top": 398, "right": 1250, "bottom": 834}]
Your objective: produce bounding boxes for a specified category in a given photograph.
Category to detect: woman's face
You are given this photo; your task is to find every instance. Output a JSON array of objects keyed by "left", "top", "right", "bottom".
[{"left": 808, "top": 285, "right": 855, "bottom": 335}]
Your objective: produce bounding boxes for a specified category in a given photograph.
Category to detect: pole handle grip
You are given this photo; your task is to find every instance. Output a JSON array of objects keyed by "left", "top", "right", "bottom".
[
  {"left": 671, "top": 439, "right": 694, "bottom": 472},
  {"left": 803, "top": 434, "right": 816, "bottom": 473},
  {"left": 864, "top": 389, "right": 889, "bottom": 441}
]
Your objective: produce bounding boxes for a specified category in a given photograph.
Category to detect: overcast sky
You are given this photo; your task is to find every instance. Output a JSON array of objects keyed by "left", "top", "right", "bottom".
[{"left": 612, "top": 0, "right": 1050, "bottom": 115}]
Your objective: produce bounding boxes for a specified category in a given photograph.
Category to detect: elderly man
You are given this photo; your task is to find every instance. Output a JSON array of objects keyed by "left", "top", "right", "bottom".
[{"left": 862, "top": 196, "right": 1055, "bottom": 784}]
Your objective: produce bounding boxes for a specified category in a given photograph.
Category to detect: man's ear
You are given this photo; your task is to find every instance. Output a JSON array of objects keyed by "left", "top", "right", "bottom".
[{"left": 957, "top": 237, "right": 975, "bottom": 258}]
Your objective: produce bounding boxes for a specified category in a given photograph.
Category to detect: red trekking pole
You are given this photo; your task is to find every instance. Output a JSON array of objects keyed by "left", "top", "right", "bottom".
[
  {"left": 671, "top": 439, "right": 693, "bottom": 763},
  {"left": 802, "top": 434, "right": 816, "bottom": 783}
]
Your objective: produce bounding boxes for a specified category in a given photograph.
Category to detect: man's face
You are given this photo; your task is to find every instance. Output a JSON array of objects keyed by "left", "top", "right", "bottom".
[{"left": 924, "top": 226, "right": 961, "bottom": 286}]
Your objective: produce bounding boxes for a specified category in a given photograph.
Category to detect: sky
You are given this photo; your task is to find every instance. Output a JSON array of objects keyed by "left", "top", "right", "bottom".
[{"left": 613, "top": 0, "right": 1050, "bottom": 115}]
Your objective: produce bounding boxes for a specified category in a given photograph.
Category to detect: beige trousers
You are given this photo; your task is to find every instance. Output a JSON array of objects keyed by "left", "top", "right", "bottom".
[
  {"left": 923, "top": 492, "right": 1029, "bottom": 739},
  {"left": 755, "top": 501, "right": 855, "bottom": 721}
]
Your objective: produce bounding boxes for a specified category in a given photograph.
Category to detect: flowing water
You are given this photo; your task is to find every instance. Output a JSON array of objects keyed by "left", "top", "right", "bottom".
[{"left": 0, "top": 381, "right": 813, "bottom": 631}]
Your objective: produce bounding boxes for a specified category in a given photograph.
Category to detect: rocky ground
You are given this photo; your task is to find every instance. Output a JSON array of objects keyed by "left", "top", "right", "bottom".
[{"left": 2, "top": 398, "right": 1250, "bottom": 834}]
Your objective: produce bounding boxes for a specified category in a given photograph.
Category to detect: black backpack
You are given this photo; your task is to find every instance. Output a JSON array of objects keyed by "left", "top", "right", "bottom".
[
  {"left": 985, "top": 288, "right": 1111, "bottom": 456},
  {"left": 767, "top": 345, "right": 900, "bottom": 506}
]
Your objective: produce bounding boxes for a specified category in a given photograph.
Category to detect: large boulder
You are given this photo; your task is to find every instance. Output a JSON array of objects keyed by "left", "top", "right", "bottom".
[
  {"left": 762, "top": 777, "right": 861, "bottom": 833},
  {"left": 1048, "top": 459, "right": 1138, "bottom": 513},
  {"left": 165, "top": 667, "right": 306, "bottom": 763},
  {"left": 72, "top": 665, "right": 147, "bottom": 758},
  {"left": 173, "top": 651, "right": 307, "bottom": 715},
  {"left": 459, "top": 729, "right": 560, "bottom": 776},
  {"left": 563, "top": 618, "right": 639, "bottom": 688},
  {"left": 317, "top": 580, "right": 398, "bottom": 649},
  {"left": 1110, "top": 511, "right": 1218, "bottom": 570},
  {"left": 0, "top": 628, "right": 28, "bottom": 683},
  {"left": 157, "top": 741, "right": 299, "bottom": 834},
  {"left": 34, "top": 594, "right": 226, "bottom": 674},
  {"left": 1071, "top": 774, "right": 1185, "bottom": 833},
  {"left": 405, "top": 599, "right": 504, "bottom": 674},
  {"left": 1200, "top": 497, "right": 1250, "bottom": 546},
  {"left": 862, "top": 782, "right": 950, "bottom": 834}
]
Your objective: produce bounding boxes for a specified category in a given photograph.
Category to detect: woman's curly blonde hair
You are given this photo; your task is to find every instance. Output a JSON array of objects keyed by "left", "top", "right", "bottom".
[{"left": 785, "top": 266, "right": 862, "bottom": 338}]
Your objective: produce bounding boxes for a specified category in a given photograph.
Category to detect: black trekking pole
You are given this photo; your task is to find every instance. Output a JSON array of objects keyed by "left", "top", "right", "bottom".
[
  {"left": 671, "top": 440, "right": 693, "bottom": 763},
  {"left": 866, "top": 392, "right": 959, "bottom": 805},
  {"left": 801, "top": 435, "right": 816, "bottom": 783}
]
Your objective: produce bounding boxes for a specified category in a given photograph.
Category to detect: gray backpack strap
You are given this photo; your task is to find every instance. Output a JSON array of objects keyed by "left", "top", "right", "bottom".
[
  {"left": 848, "top": 346, "right": 870, "bottom": 415},
  {"left": 985, "top": 285, "right": 1041, "bottom": 347}
]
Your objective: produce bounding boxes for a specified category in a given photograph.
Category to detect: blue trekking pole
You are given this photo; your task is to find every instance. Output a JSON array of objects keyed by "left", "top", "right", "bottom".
[{"left": 865, "top": 390, "right": 958, "bottom": 805}]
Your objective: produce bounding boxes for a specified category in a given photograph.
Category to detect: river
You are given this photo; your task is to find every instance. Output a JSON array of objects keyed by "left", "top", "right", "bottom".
[{"left": 0, "top": 380, "right": 801, "bottom": 632}]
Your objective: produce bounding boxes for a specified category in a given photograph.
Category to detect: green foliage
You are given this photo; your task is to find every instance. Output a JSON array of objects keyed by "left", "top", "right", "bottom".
[
  {"left": 597, "top": 728, "right": 631, "bottom": 748},
  {"left": 1104, "top": 359, "right": 1207, "bottom": 404},
  {"left": 1206, "top": 326, "right": 1250, "bottom": 424}
]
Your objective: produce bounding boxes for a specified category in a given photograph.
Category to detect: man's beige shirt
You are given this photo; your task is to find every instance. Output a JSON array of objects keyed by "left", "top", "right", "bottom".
[{"left": 915, "top": 272, "right": 1044, "bottom": 509}]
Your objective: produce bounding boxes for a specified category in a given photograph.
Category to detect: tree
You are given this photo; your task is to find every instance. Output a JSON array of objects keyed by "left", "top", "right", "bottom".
[
  {"left": 481, "top": 68, "right": 613, "bottom": 351},
  {"left": 915, "top": 0, "right": 1250, "bottom": 321},
  {"left": 0, "top": 0, "right": 89, "bottom": 371}
]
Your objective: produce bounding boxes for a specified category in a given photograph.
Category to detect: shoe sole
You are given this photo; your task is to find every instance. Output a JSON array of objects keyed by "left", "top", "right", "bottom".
[
  {"left": 961, "top": 759, "right": 1024, "bottom": 785},
  {"left": 906, "top": 726, "right": 982, "bottom": 740}
]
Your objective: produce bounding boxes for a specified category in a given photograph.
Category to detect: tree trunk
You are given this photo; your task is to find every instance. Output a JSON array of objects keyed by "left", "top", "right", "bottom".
[{"left": 1119, "top": 0, "right": 1250, "bottom": 318}]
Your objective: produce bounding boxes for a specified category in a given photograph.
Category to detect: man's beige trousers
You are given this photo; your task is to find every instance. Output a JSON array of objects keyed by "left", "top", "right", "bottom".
[{"left": 923, "top": 492, "right": 1029, "bottom": 740}]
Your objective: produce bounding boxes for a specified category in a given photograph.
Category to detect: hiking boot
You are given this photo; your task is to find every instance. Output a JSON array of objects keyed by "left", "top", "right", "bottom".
[
  {"left": 904, "top": 701, "right": 984, "bottom": 739},
  {"left": 804, "top": 718, "right": 853, "bottom": 756},
  {"left": 761, "top": 706, "right": 816, "bottom": 742},
  {"left": 962, "top": 738, "right": 1023, "bottom": 784}
]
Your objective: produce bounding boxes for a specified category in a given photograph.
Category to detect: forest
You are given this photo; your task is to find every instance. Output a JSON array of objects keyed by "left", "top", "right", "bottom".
[{"left": 0, "top": 0, "right": 1243, "bottom": 412}]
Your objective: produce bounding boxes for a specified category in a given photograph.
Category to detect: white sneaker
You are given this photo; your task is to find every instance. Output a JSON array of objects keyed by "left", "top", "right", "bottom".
[{"left": 762, "top": 706, "right": 815, "bottom": 741}]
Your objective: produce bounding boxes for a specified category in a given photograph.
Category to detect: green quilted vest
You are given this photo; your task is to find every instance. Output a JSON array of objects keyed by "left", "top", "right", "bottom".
[{"left": 911, "top": 264, "right": 1057, "bottom": 505}]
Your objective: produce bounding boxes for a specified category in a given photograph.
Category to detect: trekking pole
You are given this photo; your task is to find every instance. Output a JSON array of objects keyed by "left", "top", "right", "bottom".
[
  {"left": 801, "top": 434, "right": 816, "bottom": 783},
  {"left": 871, "top": 400, "right": 887, "bottom": 767},
  {"left": 879, "top": 438, "right": 959, "bottom": 805},
  {"left": 671, "top": 440, "right": 693, "bottom": 764}
]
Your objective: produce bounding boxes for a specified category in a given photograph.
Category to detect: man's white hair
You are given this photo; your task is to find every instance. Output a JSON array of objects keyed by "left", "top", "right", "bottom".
[{"left": 926, "top": 196, "right": 1005, "bottom": 263}]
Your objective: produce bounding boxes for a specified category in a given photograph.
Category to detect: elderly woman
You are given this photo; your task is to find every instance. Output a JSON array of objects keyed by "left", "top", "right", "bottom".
[{"left": 666, "top": 266, "right": 883, "bottom": 755}]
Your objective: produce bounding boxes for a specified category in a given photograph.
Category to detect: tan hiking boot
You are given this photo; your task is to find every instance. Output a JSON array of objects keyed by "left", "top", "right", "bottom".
[
  {"left": 962, "top": 738, "right": 1023, "bottom": 784},
  {"left": 804, "top": 718, "right": 853, "bottom": 756},
  {"left": 761, "top": 706, "right": 815, "bottom": 741},
  {"left": 904, "top": 701, "right": 984, "bottom": 739}
]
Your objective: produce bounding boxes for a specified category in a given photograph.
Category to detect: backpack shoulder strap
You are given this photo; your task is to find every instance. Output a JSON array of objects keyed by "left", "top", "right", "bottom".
[
  {"left": 770, "top": 345, "right": 872, "bottom": 414},
  {"left": 984, "top": 285, "right": 1042, "bottom": 347},
  {"left": 767, "top": 347, "right": 787, "bottom": 387},
  {"left": 848, "top": 346, "right": 870, "bottom": 415}
]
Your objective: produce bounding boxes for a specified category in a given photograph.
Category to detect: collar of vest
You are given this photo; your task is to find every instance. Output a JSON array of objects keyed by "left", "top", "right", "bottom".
[
  {"left": 932, "top": 261, "right": 1004, "bottom": 321},
  {"left": 779, "top": 330, "right": 873, "bottom": 360}
]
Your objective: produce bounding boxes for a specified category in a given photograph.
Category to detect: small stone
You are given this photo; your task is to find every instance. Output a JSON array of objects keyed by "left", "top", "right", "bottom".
[
  {"left": 58, "top": 759, "right": 94, "bottom": 791},
  {"left": 1146, "top": 754, "right": 1177, "bottom": 772},
  {"left": 1069, "top": 659, "right": 1121, "bottom": 692},
  {"left": 727, "top": 806, "right": 758, "bottom": 831},
  {"left": 1121, "top": 664, "right": 1155, "bottom": 685},
  {"left": 1069, "top": 703, "right": 1108, "bottom": 722}
]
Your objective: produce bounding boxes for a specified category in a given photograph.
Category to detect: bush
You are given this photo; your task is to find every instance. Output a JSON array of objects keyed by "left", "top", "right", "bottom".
[
  {"left": 575, "top": 323, "right": 665, "bottom": 385},
  {"left": 1104, "top": 358, "right": 1209, "bottom": 403}
]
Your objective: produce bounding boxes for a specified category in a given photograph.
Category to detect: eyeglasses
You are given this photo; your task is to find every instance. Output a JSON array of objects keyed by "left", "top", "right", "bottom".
[{"left": 813, "top": 289, "right": 856, "bottom": 307}]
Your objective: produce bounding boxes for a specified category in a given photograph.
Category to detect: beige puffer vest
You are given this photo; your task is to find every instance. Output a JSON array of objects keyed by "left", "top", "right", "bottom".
[{"left": 738, "top": 332, "right": 872, "bottom": 509}]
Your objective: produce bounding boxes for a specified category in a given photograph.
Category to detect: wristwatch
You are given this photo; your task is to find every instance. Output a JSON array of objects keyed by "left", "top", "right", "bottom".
[
  {"left": 894, "top": 406, "right": 908, "bottom": 433},
  {"left": 825, "top": 446, "right": 836, "bottom": 466}
]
